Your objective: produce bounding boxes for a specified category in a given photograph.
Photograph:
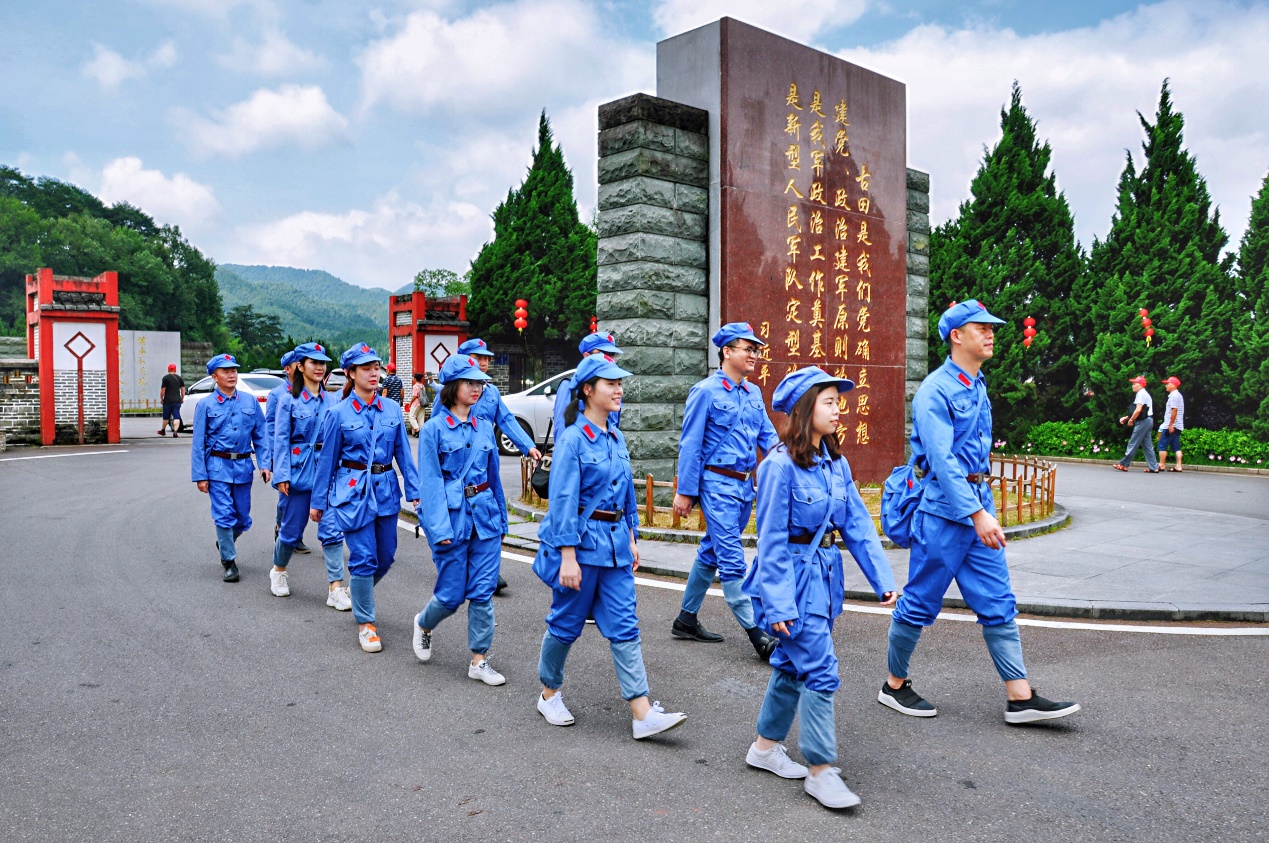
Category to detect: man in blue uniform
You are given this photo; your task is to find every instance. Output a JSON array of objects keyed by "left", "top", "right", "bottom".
[
  {"left": 191, "top": 354, "right": 271, "bottom": 582},
  {"left": 879, "top": 300, "right": 1081, "bottom": 724},
  {"left": 551, "top": 331, "right": 624, "bottom": 439},
  {"left": 266, "top": 350, "right": 309, "bottom": 553},
  {"left": 671, "top": 322, "right": 781, "bottom": 659},
  {"left": 430, "top": 337, "right": 541, "bottom": 593}
]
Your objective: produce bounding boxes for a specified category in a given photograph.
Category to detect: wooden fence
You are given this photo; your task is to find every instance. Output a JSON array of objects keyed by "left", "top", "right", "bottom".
[{"left": 521, "top": 454, "right": 1057, "bottom": 534}]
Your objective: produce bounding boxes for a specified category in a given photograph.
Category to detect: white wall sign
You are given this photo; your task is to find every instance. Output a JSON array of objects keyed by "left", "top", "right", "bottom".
[{"left": 52, "top": 322, "right": 107, "bottom": 371}]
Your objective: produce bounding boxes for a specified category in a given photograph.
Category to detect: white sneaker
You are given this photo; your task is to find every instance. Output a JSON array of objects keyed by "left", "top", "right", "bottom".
[
  {"left": 326, "top": 586, "right": 351, "bottom": 611},
  {"left": 269, "top": 568, "right": 290, "bottom": 597},
  {"left": 746, "top": 742, "right": 809, "bottom": 779},
  {"left": 468, "top": 658, "right": 506, "bottom": 686},
  {"left": 804, "top": 767, "right": 861, "bottom": 809},
  {"left": 537, "top": 692, "right": 574, "bottom": 726},
  {"left": 412, "top": 614, "right": 432, "bottom": 662},
  {"left": 632, "top": 701, "right": 686, "bottom": 740},
  {"left": 358, "top": 624, "right": 382, "bottom": 653}
]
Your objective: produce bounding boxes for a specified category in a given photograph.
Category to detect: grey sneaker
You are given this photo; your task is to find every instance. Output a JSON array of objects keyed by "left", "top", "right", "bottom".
[
  {"left": 804, "top": 767, "right": 861, "bottom": 809},
  {"left": 412, "top": 614, "right": 432, "bottom": 662},
  {"left": 632, "top": 702, "right": 686, "bottom": 740},
  {"left": 468, "top": 659, "right": 506, "bottom": 686},
  {"left": 1005, "top": 690, "right": 1081, "bottom": 724},
  {"left": 746, "top": 742, "right": 808, "bottom": 779}
]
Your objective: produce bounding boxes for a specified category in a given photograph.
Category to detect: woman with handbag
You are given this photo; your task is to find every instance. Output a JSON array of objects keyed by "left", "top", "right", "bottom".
[
  {"left": 531, "top": 354, "right": 687, "bottom": 740},
  {"left": 412, "top": 354, "right": 508, "bottom": 686},
  {"left": 311, "top": 344, "right": 420, "bottom": 653},
  {"left": 742, "top": 366, "right": 897, "bottom": 810}
]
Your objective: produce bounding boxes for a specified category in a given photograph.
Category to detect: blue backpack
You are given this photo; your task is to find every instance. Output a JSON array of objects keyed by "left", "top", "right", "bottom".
[{"left": 880, "top": 459, "right": 928, "bottom": 548}]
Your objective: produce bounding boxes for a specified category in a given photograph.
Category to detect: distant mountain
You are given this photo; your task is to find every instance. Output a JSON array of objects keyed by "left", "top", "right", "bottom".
[{"left": 216, "top": 264, "right": 393, "bottom": 353}]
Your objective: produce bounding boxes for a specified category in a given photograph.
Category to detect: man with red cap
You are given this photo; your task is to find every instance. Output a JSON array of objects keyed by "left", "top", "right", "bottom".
[
  {"left": 158, "top": 363, "right": 185, "bottom": 436},
  {"left": 378, "top": 361, "right": 404, "bottom": 406},
  {"left": 1157, "top": 376, "right": 1185, "bottom": 471},
  {"left": 1113, "top": 376, "right": 1159, "bottom": 473}
]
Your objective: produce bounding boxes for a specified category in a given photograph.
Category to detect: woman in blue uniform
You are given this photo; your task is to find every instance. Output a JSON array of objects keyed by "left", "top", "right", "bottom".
[
  {"left": 742, "top": 366, "right": 898, "bottom": 810},
  {"left": 269, "top": 342, "right": 350, "bottom": 610},
  {"left": 532, "top": 354, "right": 687, "bottom": 740},
  {"left": 311, "top": 344, "right": 420, "bottom": 653},
  {"left": 413, "top": 354, "right": 508, "bottom": 685}
]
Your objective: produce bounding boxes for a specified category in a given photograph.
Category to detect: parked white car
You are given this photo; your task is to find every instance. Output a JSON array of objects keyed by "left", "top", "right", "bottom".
[
  {"left": 497, "top": 369, "right": 575, "bottom": 456},
  {"left": 182, "top": 373, "right": 288, "bottom": 415}
]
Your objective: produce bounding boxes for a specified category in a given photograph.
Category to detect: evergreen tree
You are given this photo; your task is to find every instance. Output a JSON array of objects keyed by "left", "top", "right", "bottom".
[
  {"left": 467, "top": 111, "right": 597, "bottom": 379},
  {"left": 1080, "top": 81, "right": 1236, "bottom": 436},
  {"left": 1231, "top": 173, "right": 1269, "bottom": 437},
  {"left": 927, "top": 83, "right": 1086, "bottom": 442}
]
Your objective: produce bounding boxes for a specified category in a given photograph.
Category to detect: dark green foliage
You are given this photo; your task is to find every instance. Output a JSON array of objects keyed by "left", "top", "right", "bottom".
[
  {"left": 0, "top": 164, "right": 225, "bottom": 343},
  {"left": 216, "top": 264, "right": 389, "bottom": 354},
  {"left": 927, "top": 84, "right": 1086, "bottom": 440},
  {"left": 414, "top": 268, "right": 471, "bottom": 298},
  {"left": 1080, "top": 82, "right": 1237, "bottom": 437},
  {"left": 224, "top": 303, "right": 288, "bottom": 370},
  {"left": 467, "top": 111, "right": 597, "bottom": 379},
  {"left": 1231, "top": 174, "right": 1269, "bottom": 437}
]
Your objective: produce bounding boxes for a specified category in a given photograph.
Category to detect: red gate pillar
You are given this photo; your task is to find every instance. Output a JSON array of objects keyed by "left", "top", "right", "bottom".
[{"left": 26, "top": 268, "right": 121, "bottom": 445}]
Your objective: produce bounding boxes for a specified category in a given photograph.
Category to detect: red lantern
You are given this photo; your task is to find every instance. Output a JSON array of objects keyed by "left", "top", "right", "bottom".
[
  {"left": 1023, "top": 327, "right": 1037, "bottom": 338},
  {"left": 514, "top": 298, "right": 528, "bottom": 334},
  {"left": 515, "top": 299, "right": 528, "bottom": 309},
  {"left": 1145, "top": 327, "right": 1154, "bottom": 337},
  {"left": 1139, "top": 308, "right": 1149, "bottom": 317},
  {"left": 1023, "top": 317, "right": 1036, "bottom": 327},
  {"left": 1023, "top": 336, "right": 1033, "bottom": 348},
  {"left": 589, "top": 315, "right": 598, "bottom": 333}
]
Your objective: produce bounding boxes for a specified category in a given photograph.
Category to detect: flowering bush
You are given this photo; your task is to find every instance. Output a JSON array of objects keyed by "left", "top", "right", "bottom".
[{"left": 1013, "top": 421, "right": 1269, "bottom": 467}]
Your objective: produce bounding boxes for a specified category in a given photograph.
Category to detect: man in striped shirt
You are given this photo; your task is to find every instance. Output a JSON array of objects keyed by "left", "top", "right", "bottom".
[{"left": 1157, "top": 376, "right": 1185, "bottom": 472}]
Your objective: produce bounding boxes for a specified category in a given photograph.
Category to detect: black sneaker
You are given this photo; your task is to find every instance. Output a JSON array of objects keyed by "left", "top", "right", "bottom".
[
  {"left": 671, "top": 613, "right": 724, "bottom": 643},
  {"left": 878, "top": 680, "right": 938, "bottom": 717},
  {"left": 1005, "top": 690, "right": 1081, "bottom": 724},
  {"left": 746, "top": 626, "right": 778, "bottom": 659},
  {"left": 495, "top": 575, "right": 508, "bottom": 594},
  {"left": 293, "top": 541, "right": 311, "bottom": 555}
]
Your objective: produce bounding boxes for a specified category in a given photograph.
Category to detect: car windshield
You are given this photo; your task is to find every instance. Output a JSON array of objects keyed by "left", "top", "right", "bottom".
[{"left": 242, "top": 375, "right": 285, "bottom": 391}]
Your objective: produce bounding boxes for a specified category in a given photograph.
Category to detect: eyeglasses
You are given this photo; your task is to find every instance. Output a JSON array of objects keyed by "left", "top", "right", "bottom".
[{"left": 727, "top": 344, "right": 760, "bottom": 356}]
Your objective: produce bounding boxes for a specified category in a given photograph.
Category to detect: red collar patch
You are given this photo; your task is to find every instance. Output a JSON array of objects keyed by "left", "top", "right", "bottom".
[
  {"left": 372, "top": 396, "right": 382, "bottom": 410},
  {"left": 957, "top": 372, "right": 973, "bottom": 388},
  {"left": 445, "top": 415, "right": 456, "bottom": 428},
  {"left": 470, "top": 415, "right": 478, "bottom": 429},
  {"left": 301, "top": 389, "right": 312, "bottom": 401},
  {"left": 721, "top": 375, "right": 732, "bottom": 391},
  {"left": 216, "top": 393, "right": 225, "bottom": 404},
  {"left": 352, "top": 398, "right": 362, "bottom": 412},
  {"left": 582, "top": 423, "right": 596, "bottom": 441}
]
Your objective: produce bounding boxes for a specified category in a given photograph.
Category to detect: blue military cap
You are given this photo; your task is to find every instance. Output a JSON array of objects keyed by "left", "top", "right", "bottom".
[
  {"left": 339, "top": 342, "right": 381, "bottom": 371},
  {"left": 279, "top": 350, "right": 300, "bottom": 368},
  {"left": 937, "top": 299, "right": 1006, "bottom": 342},
  {"left": 206, "top": 353, "right": 240, "bottom": 375},
  {"left": 439, "top": 354, "right": 493, "bottom": 384},
  {"left": 292, "top": 342, "right": 332, "bottom": 363},
  {"left": 571, "top": 353, "right": 632, "bottom": 388},
  {"left": 457, "top": 338, "right": 495, "bottom": 357},
  {"left": 712, "top": 321, "right": 766, "bottom": 349},
  {"left": 578, "top": 332, "right": 622, "bottom": 355},
  {"left": 772, "top": 366, "right": 854, "bottom": 415}
]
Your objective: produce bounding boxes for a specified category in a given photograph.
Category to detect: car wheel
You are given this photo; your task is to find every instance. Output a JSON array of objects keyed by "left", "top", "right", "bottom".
[{"left": 495, "top": 419, "right": 535, "bottom": 457}]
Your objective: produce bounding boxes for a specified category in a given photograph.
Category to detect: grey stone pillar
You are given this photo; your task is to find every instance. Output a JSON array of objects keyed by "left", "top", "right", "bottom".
[
  {"left": 905, "top": 168, "right": 931, "bottom": 445},
  {"left": 596, "top": 94, "right": 710, "bottom": 483}
]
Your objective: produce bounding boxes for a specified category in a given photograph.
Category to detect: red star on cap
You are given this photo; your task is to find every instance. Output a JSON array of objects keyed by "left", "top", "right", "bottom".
[
  {"left": 315, "top": 344, "right": 322, "bottom": 351},
  {"left": 224, "top": 354, "right": 231, "bottom": 360},
  {"left": 478, "top": 340, "right": 485, "bottom": 347},
  {"left": 361, "top": 344, "right": 370, "bottom": 352},
  {"left": 978, "top": 302, "right": 987, "bottom": 310},
  {"left": 603, "top": 354, "right": 613, "bottom": 362}
]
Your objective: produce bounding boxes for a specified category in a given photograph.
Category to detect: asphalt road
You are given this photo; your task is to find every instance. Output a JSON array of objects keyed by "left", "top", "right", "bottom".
[
  {"left": 1, "top": 438, "right": 1265, "bottom": 842},
  {"left": 1052, "top": 460, "right": 1269, "bottom": 521}
]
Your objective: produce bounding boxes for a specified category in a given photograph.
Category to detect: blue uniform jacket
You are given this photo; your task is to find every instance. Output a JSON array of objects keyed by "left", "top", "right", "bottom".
[
  {"left": 912, "top": 357, "right": 994, "bottom": 525},
  {"left": 191, "top": 389, "right": 270, "bottom": 483},
  {"left": 417, "top": 409, "right": 508, "bottom": 546},
  {"left": 312, "top": 393, "right": 420, "bottom": 533},
  {"left": 271, "top": 387, "right": 340, "bottom": 492},
  {"left": 551, "top": 391, "right": 619, "bottom": 445},
  {"left": 262, "top": 382, "right": 290, "bottom": 472},
  {"left": 537, "top": 416, "right": 639, "bottom": 567},
  {"left": 430, "top": 381, "right": 537, "bottom": 456},
  {"left": 744, "top": 444, "right": 895, "bottom": 635},
  {"left": 677, "top": 370, "right": 780, "bottom": 497}
]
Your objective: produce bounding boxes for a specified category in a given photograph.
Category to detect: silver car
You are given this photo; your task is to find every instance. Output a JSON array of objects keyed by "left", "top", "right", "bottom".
[
  {"left": 497, "top": 369, "right": 575, "bottom": 456},
  {"left": 182, "top": 373, "right": 288, "bottom": 414}
]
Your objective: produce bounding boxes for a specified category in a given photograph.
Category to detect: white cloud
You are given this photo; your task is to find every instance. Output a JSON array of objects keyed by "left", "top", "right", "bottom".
[
  {"left": 216, "top": 28, "right": 326, "bottom": 76},
  {"left": 178, "top": 84, "right": 349, "bottom": 157},
  {"left": 652, "top": 0, "right": 867, "bottom": 42},
  {"left": 81, "top": 39, "right": 178, "bottom": 89},
  {"left": 837, "top": 0, "right": 1269, "bottom": 248},
  {"left": 235, "top": 192, "right": 489, "bottom": 287},
  {"left": 96, "top": 156, "right": 220, "bottom": 227},
  {"left": 356, "top": 0, "right": 651, "bottom": 118}
]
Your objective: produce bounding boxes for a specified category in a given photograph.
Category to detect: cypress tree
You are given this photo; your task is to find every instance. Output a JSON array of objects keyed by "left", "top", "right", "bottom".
[
  {"left": 1231, "top": 173, "right": 1269, "bottom": 437},
  {"left": 467, "top": 111, "right": 598, "bottom": 379},
  {"left": 1080, "top": 81, "right": 1236, "bottom": 436},
  {"left": 927, "top": 83, "right": 1086, "bottom": 442}
]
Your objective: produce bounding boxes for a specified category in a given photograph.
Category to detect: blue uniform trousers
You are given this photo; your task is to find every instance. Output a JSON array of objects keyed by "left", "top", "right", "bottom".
[
  {"left": 346, "top": 514, "right": 398, "bottom": 624},
  {"left": 681, "top": 477, "right": 757, "bottom": 628},
  {"left": 417, "top": 531, "right": 501, "bottom": 654},
  {"left": 272, "top": 489, "right": 346, "bottom": 583},
  {"left": 538, "top": 563, "right": 649, "bottom": 700},
  {"left": 755, "top": 669, "right": 838, "bottom": 767},
  {"left": 209, "top": 480, "right": 252, "bottom": 531}
]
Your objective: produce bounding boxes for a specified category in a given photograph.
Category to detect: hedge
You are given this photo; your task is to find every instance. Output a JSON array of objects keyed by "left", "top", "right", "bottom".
[{"left": 1010, "top": 421, "right": 1269, "bottom": 468}]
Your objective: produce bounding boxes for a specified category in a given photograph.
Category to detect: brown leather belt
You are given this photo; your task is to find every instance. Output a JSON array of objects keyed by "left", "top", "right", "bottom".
[
  {"left": 965, "top": 473, "right": 992, "bottom": 484},
  {"left": 583, "top": 508, "right": 625, "bottom": 522},
  {"left": 210, "top": 450, "right": 253, "bottom": 460},
  {"left": 341, "top": 460, "right": 394, "bottom": 474},
  {"left": 706, "top": 465, "right": 753, "bottom": 481},
  {"left": 789, "top": 531, "right": 836, "bottom": 548},
  {"left": 464, "top": 481, "right": 490, "bottom": 497}
]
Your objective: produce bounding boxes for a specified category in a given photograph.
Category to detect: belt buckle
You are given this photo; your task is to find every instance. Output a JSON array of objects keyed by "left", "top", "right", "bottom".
[{"left": 464, "top": 484, "right": 478, "bottom": 497}]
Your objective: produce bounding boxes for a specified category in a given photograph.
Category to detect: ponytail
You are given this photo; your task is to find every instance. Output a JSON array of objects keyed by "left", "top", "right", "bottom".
[{"left": 564, "top": 377, "right": 597, "bottom": 428}]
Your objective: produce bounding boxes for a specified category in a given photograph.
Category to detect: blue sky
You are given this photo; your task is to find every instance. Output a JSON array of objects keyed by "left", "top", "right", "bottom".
[{"left": 2, "top": 0, "right": 1266, "bottom": 290}]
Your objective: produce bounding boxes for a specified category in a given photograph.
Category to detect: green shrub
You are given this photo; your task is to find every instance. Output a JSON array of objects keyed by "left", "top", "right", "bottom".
[{"left": 1011, "top": 421, "right": 1269, "bottom": 467}]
